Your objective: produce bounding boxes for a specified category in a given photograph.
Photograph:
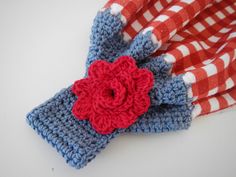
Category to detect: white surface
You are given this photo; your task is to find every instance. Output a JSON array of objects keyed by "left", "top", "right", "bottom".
[{"left": 0, "top": 1, "right": 236, "bottom": 177}]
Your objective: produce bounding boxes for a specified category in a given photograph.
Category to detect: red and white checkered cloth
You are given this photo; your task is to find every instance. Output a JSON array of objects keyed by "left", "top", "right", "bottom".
[{"left": 103, "top": 0, "right": 236, "bottom": 117}]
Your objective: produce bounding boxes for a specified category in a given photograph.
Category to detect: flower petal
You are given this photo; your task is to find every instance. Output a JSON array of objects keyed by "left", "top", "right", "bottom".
[
  {"left": 115, "top": 71, "right": 135, "bottom": 95},
  {"left": 115, "top": 93, "right": 134, "bottom": 113},
  {"left": 112, "top": 110, "right": 137, "bottom": 128},
  {"left": 72, "top": 78, "right": 92, "bottom": 97},
  {"left": 133, "top": 94, "right": 150, "bottom": 116},
  {"left": 72, "top": 98, "right": 92, "bottom": 120},
  {"left": 90, "top": 114, "right": 114, "bottom": 134},
  {"left": 88, "top": 60, "right": 111, "bottom": 79},
  {"left": 132, "top": 69, "right": 154, "bottom": 93},
  {"left": 112, "top": 56, "right": 137, "bottom": 74}
]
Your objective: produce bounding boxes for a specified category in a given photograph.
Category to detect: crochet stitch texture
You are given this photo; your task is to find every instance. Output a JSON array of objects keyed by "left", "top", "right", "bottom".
[
  {"left": 27, "top": 9, "right": 192, "bottom": 169},
  {"left": 72, "top": 56, "right": 154, "bottom": 134}
]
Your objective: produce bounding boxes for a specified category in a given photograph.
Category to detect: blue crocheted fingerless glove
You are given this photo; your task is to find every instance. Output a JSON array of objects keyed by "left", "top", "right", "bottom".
[{"left": 27, "top": 9, "right": 193, "bottom": 169}]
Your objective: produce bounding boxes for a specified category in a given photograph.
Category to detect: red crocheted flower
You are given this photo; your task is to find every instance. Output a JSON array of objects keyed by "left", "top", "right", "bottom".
[{"left": 71, "top": 56, "right": 154, "bottom": 134}]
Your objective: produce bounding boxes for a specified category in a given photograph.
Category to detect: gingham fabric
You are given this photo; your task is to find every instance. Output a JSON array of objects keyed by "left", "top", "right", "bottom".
[{"left": 103, "top": 0, "right": 236, "bottom": 117}]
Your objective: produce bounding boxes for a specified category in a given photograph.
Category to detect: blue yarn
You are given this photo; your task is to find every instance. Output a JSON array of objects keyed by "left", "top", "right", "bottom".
[
  {"left": 86, "top": 10, "right": 158, "bottom": 67},
  {"left": 86, "top": 10, "right": 127, "bottom": 66},
  {"left": 27, "top": 88, "right": 124, "bottom": 169},
  {"left": 27, "top": 9, "right": 193, "bottom": 169}
]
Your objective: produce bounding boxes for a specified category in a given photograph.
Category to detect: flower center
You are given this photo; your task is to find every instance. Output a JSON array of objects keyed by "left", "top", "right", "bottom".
[
  {"left": 103, "top": 88, "right": 116, "bottom": 99},
  {"left": 98, "top": 79, "right": 127, "bottom": 109},
  {"left": 110, "top": 89, "right": 115, "bottom": 98}
]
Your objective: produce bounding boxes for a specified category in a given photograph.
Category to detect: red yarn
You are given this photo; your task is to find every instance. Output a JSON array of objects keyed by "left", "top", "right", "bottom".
[{"left": 72, "top": 56, "right": 154, "bottom": 134}]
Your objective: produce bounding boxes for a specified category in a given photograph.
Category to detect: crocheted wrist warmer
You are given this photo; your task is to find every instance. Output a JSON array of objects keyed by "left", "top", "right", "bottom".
[{"left": 27, "top": 9, "right": 192, "bottom": 169}]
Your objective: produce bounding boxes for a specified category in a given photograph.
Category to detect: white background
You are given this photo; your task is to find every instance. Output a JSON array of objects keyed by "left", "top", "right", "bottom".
[{"left": 1, "top": 1, "right": 236, "bottom": 177}]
